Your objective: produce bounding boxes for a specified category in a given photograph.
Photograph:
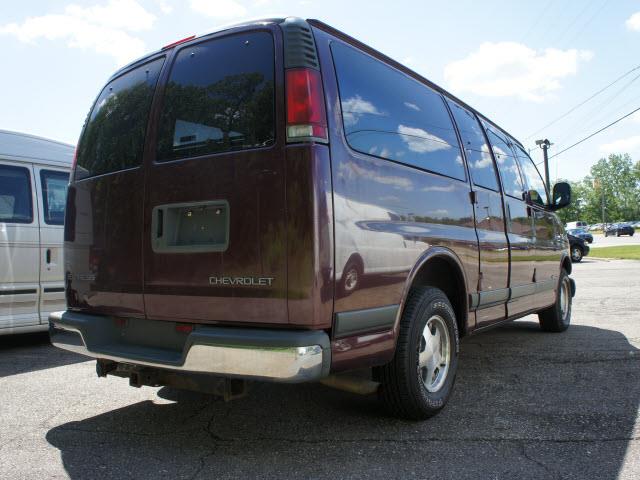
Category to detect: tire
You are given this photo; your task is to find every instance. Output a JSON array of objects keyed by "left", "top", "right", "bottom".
[
  {"left": 538, "top": 269, "right": 572, "bottom": 333},
  {"left": 570, "top": 246, "right": 583, "bottom": 263},
  {"left": 376, "top": 286, "right": 459, "bottom": 420},
  {"left": 339, "top": 259, "right": 362, "bottom": 296}
]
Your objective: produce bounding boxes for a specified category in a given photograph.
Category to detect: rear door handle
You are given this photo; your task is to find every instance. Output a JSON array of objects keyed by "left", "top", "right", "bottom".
[{"left": 46, "top": 248, "right": 51, "bottom": 264}]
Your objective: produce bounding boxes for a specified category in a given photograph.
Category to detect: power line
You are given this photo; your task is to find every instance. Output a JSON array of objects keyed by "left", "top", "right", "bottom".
[
  {"left": 525, "top": 62, "right": 640, "bottom": 140},
  {"left": 538, "top": 105, "right": 640, "bottom": 162},
  {"left": 552, "top": 70, "right": 640, "bottom": 150}
]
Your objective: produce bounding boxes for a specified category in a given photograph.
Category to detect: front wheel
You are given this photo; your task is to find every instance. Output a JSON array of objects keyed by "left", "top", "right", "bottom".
[
  {"left": 376, "top": 286, "right": 459, "bottom": 420},
  {"left": 538, "top": 270, "right": 572, "bottom": 332},
  {"left": 571, "top": 246, "right": 583, "bottom": 263}
]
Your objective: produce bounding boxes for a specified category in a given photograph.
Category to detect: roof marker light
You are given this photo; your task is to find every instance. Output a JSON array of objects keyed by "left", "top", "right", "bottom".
[{"left": 162, "top": 35, "right": 196, "bottom": 50}]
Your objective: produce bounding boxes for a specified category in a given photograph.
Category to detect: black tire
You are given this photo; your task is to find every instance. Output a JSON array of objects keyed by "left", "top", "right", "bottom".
[
  {"left": 538, "top": 269, "right": 572, "bottom": 332},
  {"left": 376, "top": 286, "right": 459, "bottom": 420},
  {"left": 570, "top": 246, "right": 583, "bottom": 263},
  {"left": 339, "top": 259, "right": 362, "bottom": 296}
]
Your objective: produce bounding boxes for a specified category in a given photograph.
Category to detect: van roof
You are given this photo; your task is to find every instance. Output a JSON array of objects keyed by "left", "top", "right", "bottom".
[
  {"left": 111, "top": 16, "right": 524, "bottom": 150},
  {"left": 0, "top": 129, "right": 74, "bottom": 167}
]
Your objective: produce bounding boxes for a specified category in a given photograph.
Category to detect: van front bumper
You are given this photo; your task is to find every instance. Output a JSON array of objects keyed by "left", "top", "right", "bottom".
[{"left": 49, "top": 311, "right": 330, "bottom": 383}]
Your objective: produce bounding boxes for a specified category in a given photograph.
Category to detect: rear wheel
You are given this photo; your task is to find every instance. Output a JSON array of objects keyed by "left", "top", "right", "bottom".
[
  {"left": 570, "top": 246, "right": 583, "bottom": 263},
  {"left": 376, "top": 286, "right": 458, "bottom": 420},
  {"left": 340, "top": 259, "right": 362, "bottom": 296},
  {"left": 538, "top": 269, "right": 572, "bottom": 332}
]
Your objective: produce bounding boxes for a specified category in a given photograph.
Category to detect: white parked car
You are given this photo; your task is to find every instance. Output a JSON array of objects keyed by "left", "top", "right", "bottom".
[
  {"left": 565, "top": 221, "right": 588, "bottom": 230},
  {"left": 0, "top": 130, "right": 73, "bottom": 335}
]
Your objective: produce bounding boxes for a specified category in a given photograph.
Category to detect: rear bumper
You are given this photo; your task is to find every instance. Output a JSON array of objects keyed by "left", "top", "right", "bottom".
[{"left": 49, "top": 311, "right": 331, "bottom": 383}]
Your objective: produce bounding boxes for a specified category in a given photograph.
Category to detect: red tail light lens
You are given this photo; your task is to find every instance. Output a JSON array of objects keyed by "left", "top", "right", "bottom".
[{"left": 286, "top": 68, "right": 328, "bottom": 142}]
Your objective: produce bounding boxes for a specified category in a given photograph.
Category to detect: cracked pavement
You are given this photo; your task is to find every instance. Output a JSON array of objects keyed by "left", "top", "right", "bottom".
[{"left": 0, "top": 258, "right": 639, "bottom": 479}]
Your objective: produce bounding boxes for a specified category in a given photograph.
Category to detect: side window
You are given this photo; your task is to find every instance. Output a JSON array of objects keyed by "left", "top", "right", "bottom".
[
  {"left": 332, "top": 42, "right": 465, "bottom": 181},
  {"left": 447, "top": 101, "right": 499, "bottom": 190},
  {"left": 76, "top": 57, "right": 164, "bottom": 180},
  {"left": 515, "top": 147, "right": 548, "bottom": 206},
  {"left": 40, "top": 170, "right": 70, "bottom": 225},
  {"left": 0, "top": 164, "right": 32, "bottom": 223},
  {"left": 157, "top": 32, "right": 275, "bottom": 162},
  {"left": 484, "top": 126, "right": 524, "bottom": 199}
]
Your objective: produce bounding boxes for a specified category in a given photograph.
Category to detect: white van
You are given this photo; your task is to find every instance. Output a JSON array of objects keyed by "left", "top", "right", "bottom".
[{"left": 0, "top": 130, "right": 73, "bottom": 335}]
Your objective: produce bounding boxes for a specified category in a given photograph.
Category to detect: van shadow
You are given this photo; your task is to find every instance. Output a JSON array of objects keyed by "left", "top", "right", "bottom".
[
  {"left": 46, "top": 322, "right": 639, "bottom": 479},
  {"left": 0, "top": 332, "right": 89, "bottom": 377}
]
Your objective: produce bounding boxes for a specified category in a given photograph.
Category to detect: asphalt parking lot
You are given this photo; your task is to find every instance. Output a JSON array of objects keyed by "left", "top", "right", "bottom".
[
  {"left": 1, "top": 259, "right": 639, "bottom": 479},
  {"left": 591, "top": 233, "right": 640, "bottom": 247}
]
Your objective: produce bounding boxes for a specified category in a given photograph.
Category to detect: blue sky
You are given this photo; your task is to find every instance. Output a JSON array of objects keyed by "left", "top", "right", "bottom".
[{"left": 1, "top": 0, "right": 639, "bottom": 182}]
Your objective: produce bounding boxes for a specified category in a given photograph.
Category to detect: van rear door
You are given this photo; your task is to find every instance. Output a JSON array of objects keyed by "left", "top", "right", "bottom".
[
  {"left": 65, "top": 57, "right": 165, "bottom": 318},
  {"left": 142, "top": 28, "right": 288, "bottom": 325}
]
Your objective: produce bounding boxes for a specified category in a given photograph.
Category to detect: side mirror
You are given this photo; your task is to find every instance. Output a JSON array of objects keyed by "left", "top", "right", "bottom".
[{"left": 549, "top": 182, "right": 571, "bottom": 211}]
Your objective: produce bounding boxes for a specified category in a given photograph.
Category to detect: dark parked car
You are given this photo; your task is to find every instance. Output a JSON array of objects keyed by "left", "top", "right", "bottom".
[
  {"left": 605, "top": 223, "right": 635, "bottom": 237},
  {"left": 49, "top": 17, "right": 574, "bottom": 420},
  {"left": 567, "top": 228, "right": 593, "bottom": 244},
  {"left": 568, "top": 234, "right": 589, "bottom": 263}
]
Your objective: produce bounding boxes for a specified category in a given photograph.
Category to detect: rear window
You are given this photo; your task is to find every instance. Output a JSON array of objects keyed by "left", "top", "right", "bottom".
[
  {"left": 332, "top": 42, "right": 465, "bottom": 181},
  {"left": 40, "top": 170, "right": 69, "bottom": 225},
  {"left": 75, "top": 57, "right": 164, "bottom": 180},
  {"left": 156, "top": 32, "right": 275, "bottom": 162},
  {"left": 0, "top": 164, "right": 32, "bottom": 223}
]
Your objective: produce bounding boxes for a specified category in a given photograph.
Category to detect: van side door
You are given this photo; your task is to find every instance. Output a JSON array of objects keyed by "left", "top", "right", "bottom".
[
  {"left": 484, "top": 126, "right": 538, "bottom": 317},
  {"left": 34, "top": 166, "right": 69, "bottom": 324},
  {"left": 447, "top": 101, "right": 509, "bottom": 326},
  {"left": 514, "top": 147, "right": 559, "bottom": 308},
  {"left": 0, "top": 161, "right": 40, "bottom": 330}
]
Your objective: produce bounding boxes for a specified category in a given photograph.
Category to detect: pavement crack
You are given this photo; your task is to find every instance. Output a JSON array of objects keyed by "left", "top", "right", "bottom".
[{"left": 520, "top": 441, "right": 560, "bottom": 479}]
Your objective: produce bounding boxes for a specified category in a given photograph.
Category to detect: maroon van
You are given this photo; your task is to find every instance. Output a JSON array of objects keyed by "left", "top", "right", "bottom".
[{"left": 50, "top": 17, "right": 574, "bottom": 419}]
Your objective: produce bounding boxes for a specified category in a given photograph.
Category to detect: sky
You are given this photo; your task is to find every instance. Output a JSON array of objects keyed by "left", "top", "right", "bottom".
[{"left": 1, "top": 0, "right": 639, "bottom": 182}]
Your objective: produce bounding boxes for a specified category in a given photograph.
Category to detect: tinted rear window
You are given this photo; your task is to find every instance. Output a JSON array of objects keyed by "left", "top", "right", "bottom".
[
  {"left": 332, "top": 42, "right": 465, "bottom": 181},
  {"left": 75, "top": 57, "right": 164, "bottom": 180},
  {"left": 156, "top": 32, "right": 275, "bottom": 162},
  {"left": 0, "top": 164, "right": 32, "bottom": 223}
]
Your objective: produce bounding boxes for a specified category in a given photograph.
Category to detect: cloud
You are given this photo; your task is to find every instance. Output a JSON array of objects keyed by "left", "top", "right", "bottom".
[
  {"left": 599, "top": 135, "right": 640, "bottom": 154},
  {"left": 342, "top": 95, "right": 384, "bottom": 127},
  {"left": 422, "top": 184, "right": 455, "bottom": 192},
  {"left": 626, "top": 12, "right": 640, "bottom": 31},
  {"left": 397, "top": 124, "right": 451, "bottom": 153},
  {"left": 338, "top": 162, "right": 414, "bottom": 190},
  {"left": 0, "top": 0, "right": 154, "bottom": 65},
  {"left": 404, "top": 102, "right": 420, "bottom": 111},
  {"left": 190, "top": 0, "right": 247, "bottom": 19},
  {"left": 443, "top": 42, "right": 593, "bottom": 102}
]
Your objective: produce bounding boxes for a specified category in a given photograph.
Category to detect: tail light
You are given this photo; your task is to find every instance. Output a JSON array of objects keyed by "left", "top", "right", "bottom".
[{"left": 286, "top": 68, "right": 328, "bottom": 143}]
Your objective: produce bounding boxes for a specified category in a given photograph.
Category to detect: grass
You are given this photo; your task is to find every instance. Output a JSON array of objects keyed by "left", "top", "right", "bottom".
[{"left": 589, "top": 245, "right": 640, "bottom": 260}]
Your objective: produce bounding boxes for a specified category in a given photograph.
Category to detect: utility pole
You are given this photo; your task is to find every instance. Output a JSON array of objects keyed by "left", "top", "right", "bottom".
[
  {"left": 536, "top": 139, "right": 552, "bottom": 189},
  {"left": 593, "top": 178, "right": 606, "bottom": 230}
]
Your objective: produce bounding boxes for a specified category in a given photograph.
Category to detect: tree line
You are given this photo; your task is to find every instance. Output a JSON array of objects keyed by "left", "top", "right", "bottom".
[{"left": 555, "top": 153, "right": 640, "bottom": 225}]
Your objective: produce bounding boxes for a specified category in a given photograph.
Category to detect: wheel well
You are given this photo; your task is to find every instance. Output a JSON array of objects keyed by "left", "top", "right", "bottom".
[
  {"left": 562, "top": 255, "right": 572, "bottom": 274},
  {"left": 411, "top": 256, "right": 467, "bottom": 337},
  {"left": 344, "top": 253, "right": 364, "bottom": 274}
]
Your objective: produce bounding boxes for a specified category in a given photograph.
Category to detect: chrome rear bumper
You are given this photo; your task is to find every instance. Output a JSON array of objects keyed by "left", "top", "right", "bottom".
[{"left": 49, "top": 311, "right": 330, "bottom": 383}]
